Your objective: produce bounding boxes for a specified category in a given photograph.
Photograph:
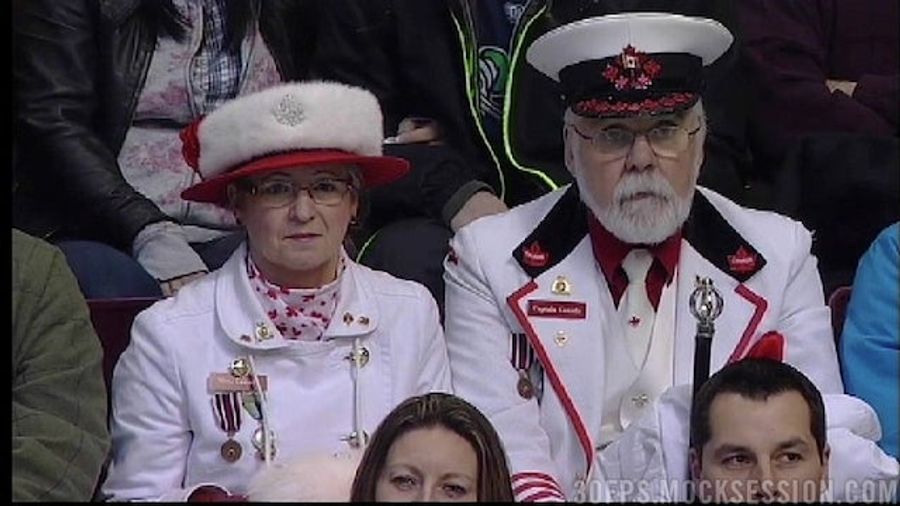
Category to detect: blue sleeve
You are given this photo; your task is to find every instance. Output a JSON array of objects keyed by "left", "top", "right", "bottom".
[{"left": 841, "top": 223, "right": 900, "bottom": 458}]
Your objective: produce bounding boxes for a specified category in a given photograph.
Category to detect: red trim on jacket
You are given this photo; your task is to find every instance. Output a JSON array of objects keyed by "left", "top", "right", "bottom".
[
  {"left": 507, "top": 282, "right": 594, "bottom": 475},
  {"left": 728, "top": 284, "right": 769, "bottom": 362}
]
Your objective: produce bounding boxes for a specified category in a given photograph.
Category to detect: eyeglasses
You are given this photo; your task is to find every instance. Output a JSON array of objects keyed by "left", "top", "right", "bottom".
[
  {"left": 567, "top": 120, "right": 702, "bottom": 160},
  {"left": 237, "top": 177, "right": 356, "bottom": 208}
]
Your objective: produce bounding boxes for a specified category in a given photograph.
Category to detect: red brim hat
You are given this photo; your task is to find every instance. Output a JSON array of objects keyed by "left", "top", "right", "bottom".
[
  {"left": 180, "top": 149, "right": 409, "bottom": 205},
  {"left": 178, "top": 81, "right": 410, "bottom": 206}
]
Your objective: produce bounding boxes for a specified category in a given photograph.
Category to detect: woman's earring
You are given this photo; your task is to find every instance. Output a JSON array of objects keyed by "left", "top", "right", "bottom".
[{"left": 350, "top": 215, "right": 359, "bottom": 226}]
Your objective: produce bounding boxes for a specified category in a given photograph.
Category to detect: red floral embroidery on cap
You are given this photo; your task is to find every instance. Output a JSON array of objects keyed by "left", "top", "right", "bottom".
[
  {"left": 574, "top": 92, "right": 696, "bottom": 117},
  {"left": 179, "top": 118, "right": 203, "bottom": 171},
  {"left": 602, "top": 45, "right": 663, "bottom": 91}
]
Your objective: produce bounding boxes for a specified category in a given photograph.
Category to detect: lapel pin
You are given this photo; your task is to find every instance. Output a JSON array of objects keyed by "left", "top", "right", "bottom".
[
  {"left": 551, "top": 276, "right": 572, "bottom": 296},
  {"left": 255, "top": 321, "right": 272, "bottom": 341},
  {"left": 555, "top": 330, "right": 569, "bottom": 347},
  {"left": 229, "top": 357, "right": 251, "bottom": 378}
]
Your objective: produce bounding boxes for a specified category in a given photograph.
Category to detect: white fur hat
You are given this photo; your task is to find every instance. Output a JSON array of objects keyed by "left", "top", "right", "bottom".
[
  {"left": 526, "top": 12, "right": 733, "bottom": 117},
  {"left": 180, "top": 81, "right": 409, "bottom": 204}
]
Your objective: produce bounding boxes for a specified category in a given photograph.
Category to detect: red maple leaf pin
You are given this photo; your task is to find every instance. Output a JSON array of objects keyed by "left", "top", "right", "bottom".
[
  {"left": 728, "top": 246, "right": 758, "bottom": 273},
  {"left": 602, "top": 45, "right": 663, "bottom": 91},
  {"left": 522, "top": 241, "right": 549, "bottom": 268}
]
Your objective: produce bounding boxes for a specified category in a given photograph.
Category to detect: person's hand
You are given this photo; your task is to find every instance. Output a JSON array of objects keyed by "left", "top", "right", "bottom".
[
  {"left": 450, "top": 191, "right": 509, "bottom": 232},
  {"left": 826, "top": 79, "right": 857, "bottom": 97},
  {"left": 160, "top": 271, "right": 207, "bottom": 297},
  {"left": 385, "top": 116, "right": 444, "bottom": 145}
]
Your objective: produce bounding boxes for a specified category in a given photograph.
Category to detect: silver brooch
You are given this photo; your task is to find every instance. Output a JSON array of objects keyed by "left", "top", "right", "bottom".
[{"left": 272, "top": 94, "right": 305, "bottom": 126}]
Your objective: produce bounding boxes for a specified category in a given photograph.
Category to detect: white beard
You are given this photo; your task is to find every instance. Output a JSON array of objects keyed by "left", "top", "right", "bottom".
[{"left": 576, "top": 169, "right": 694, "bottom": 245}]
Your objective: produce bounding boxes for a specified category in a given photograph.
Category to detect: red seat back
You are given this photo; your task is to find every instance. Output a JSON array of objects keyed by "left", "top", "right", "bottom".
[{"left": 828, "top": 286, "right": 853, "bottom": 349}]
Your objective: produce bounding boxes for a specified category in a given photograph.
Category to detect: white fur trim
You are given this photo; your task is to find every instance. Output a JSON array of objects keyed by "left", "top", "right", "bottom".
[
  {"left": 197, "top": 81, "right": 384, "bottom": 178},
  {"left": 245, "top": 450, "right": 363, "bottom": 502}
]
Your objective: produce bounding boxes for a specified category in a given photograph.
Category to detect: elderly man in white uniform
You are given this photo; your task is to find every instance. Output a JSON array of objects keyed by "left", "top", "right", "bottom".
[
  {"left": 443, "top": 13, "right": 898, "bottom": 502},
  {"left": 102, "top": 82, "right": 452, "bottom": 501}
]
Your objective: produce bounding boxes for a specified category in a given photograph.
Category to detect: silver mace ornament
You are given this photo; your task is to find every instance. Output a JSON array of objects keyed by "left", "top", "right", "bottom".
[{"left": 689, "top": 276, "right": 724, "bottom": 399}]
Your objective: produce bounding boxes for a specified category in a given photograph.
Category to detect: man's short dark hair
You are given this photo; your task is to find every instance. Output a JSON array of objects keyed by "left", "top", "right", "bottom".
[{"left": 689, "top": 358, "right": 827, "bottom": 460}]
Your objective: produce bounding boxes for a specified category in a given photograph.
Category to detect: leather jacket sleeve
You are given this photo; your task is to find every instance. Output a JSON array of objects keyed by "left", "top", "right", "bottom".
[{"left": 14, "top": 0, "right": 169, "bottom": 250}]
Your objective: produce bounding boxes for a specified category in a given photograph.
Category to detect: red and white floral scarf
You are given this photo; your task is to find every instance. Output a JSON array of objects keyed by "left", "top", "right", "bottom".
[{"left": 247, "top": 254, "right": 344, "bottom": 341}]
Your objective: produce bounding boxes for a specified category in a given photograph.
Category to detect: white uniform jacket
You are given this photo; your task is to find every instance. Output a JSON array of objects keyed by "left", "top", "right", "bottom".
[
  {"left": 103, "top": 244, "right": 451, "bottom": 501},
  {"left": 444, "top": 185, "right": 846, "bottom": 501}
]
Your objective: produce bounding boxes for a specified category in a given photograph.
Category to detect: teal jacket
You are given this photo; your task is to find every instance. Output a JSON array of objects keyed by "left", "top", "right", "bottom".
[
  {"left": 12, "top": 229, "right": 110, "bottom": 500},
  {"left": 841, "top": 223, "right": 900, "bottom": 459}
]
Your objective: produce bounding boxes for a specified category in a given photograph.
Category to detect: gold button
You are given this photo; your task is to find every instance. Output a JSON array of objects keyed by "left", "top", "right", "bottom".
[
  {"left": 552, "top": 276, "right": 572, "bottom": 296},
  {"left": 229, "top": 357, "right": 251, "bottom": 377},
  {"left": 255, "top": 322, "right": 272, "bottom": 340}
]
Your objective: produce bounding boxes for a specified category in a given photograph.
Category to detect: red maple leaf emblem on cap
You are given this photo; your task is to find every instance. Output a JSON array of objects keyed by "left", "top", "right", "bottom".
[
  {"left": 728, "top": 246, "right": 758, "bottom": 273},
  {"left": 522, "top": 241, "right": 549, "bottom": 268},
  {"left": 602, "top": 45, "right": 663, "bottom": 91}
]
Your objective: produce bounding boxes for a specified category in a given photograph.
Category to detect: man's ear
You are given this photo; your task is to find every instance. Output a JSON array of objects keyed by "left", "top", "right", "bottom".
[
  {"left": 689, "top": 447, "right": 702, "bottom": 481},
  {"left": 820, "top": 443, "right": 831, "bottom": 482},
  {"left": 563, "top": 125, "right": 577, "bottom": 176}
]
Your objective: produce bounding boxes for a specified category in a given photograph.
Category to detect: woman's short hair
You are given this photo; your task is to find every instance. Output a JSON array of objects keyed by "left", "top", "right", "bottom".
[{"left": 350, "top": 392, "right": 514, "bottom": 502}]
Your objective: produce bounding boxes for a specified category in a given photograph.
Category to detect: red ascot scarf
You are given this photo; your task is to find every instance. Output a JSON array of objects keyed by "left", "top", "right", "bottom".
[
  {"left": 588, "top": 214, "right": 681, "bottom": 310},
  {"left": 247, "top": 253, "right": 344, "bottom": 341}
]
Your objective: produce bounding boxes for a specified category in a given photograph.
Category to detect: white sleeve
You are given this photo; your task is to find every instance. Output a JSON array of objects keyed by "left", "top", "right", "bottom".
[
  {"left": 778, "top": 224, "right": 844, "bottom": 393},
  {"left": 822, "top": 395, "right": 899, "bottom": 502},
  {"left": 416, "top": 285, "right": 453, "bottom": 394},
  {"left": 101, "top": 309, "right": 203, "bottom": 502},
  {"left": 444, "top": 227, "right": 565, "bottom": 502}
]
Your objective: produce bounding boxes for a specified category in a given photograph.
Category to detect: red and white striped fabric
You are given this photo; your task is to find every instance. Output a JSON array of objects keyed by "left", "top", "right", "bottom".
[{"left": 512, "top": 472, "right": 566, "bottom": 502}]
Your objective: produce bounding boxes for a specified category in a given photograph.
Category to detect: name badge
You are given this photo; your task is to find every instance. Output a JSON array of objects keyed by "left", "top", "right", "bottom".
[
  {"left": 527, "top": 300, "right": 587, "bottom": 319},
  {"left": 207, "top": 373, "right": 268, "bottom": 393}
]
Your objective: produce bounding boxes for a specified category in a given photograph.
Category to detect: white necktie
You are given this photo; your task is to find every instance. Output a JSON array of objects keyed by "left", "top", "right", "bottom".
[{"left": 618, "top": 249, "right": 656, "bottom": 367}]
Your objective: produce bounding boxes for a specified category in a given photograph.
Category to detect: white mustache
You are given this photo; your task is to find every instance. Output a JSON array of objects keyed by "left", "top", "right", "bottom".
[{"left": 614, "top": 172, "right": 676, "bottom": 205}]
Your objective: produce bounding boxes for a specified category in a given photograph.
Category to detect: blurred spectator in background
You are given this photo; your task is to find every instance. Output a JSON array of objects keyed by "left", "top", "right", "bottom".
[
  {"left": 13, "top": 0, "right": 315, "bottom": 298},
  {"left": 739, "top": 0, "right": 897, "bottom": 180},
  {"left": 12, "top": 229, "right": 110, "bottom": 501},
  {"left": 315, "top": 0, "right": 751, "bottom": 209},
  {"left": 841, "top": 223, "right": 899, "bottom": 459},
  {"left": 738, "top": 0, "right": 899, "bottom": 295}
]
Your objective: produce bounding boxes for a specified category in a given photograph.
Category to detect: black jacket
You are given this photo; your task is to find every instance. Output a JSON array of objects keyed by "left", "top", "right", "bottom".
[
  {"left": 312, "top": 0, "right": 751, "bottom": 206},
  {"left": 13, "top": 0, "right": 317, "bottom": 250}
]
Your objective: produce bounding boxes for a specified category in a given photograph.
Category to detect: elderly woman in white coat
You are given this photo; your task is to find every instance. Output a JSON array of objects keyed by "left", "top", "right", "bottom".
[{"left": 101, "top": 82, "right": 452, "bottom": 501}]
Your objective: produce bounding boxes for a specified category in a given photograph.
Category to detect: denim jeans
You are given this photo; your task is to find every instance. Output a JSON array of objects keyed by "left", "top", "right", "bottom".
[{"left": 58, "top": 232, "right": 246, "bottom": 299}]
